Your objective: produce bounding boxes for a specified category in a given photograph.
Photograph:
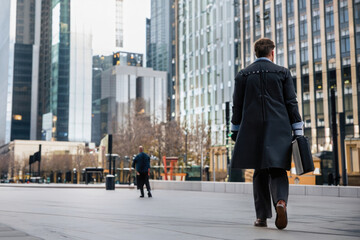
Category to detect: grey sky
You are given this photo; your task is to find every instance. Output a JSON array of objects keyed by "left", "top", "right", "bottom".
[{"left": 89, "top": 0, "right": 150, "bottom": 56}]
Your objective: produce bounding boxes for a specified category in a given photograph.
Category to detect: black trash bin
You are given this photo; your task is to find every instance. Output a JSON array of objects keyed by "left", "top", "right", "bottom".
[{"left": 106, "top": 175, "right": 115, "bottom": 190}]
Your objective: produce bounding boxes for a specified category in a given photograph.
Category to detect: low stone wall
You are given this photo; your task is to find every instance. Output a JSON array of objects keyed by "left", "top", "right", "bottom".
[{"left": 150, "top": 180, "right": 360, "bottom": 198}]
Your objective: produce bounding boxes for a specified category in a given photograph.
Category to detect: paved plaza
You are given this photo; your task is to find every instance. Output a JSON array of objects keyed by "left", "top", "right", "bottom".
[{"left": 0, "top": 185, "right": 359, "bottom": 240}]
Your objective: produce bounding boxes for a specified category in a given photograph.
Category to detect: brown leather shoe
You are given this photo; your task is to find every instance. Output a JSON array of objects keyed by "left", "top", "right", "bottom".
[
  {"left": 275, "top": 200, "right": 287, "bottom": 229},
  {"left": 254, "top": 218, "right": 267, "bottom": 227}
]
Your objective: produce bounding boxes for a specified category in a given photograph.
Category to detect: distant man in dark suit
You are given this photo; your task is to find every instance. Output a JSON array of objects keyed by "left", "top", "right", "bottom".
[
  {"left": 132, "top": 146, "right": 152, "bottom": 198},
  {"left": 231, "top": 38, "right": 303, "bottom": 229}
]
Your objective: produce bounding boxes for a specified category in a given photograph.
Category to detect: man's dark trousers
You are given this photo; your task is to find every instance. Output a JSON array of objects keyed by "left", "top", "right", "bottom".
[
  {"left": 253, "top": 168, "right": 289, "bottom": 219},
  {"left": 137, "top": 172, "right": 151, "bottom": 194}
]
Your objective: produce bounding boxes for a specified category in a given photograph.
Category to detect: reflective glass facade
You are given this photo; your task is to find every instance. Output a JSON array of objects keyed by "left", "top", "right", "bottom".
[
  {"left": 11, "top": 44, "right": 33, "bottom": 140},
  {"left": 91, "top": 55, "right": 113, "bottom": 145},
  {"left": 0, "top": 0, "right": 40, "bottom": 144},
  {"left": 37, "top": 0, "right": 52, "bottom": 140},
  {"left": 178, "top": 0, "right": 235, "bottom": 146},
  {"left": 149, "top": 0, "right": 177, "bottom": 120},
  {"left": 100, "top": 65, "right": 167, "bottom": 136},
  {"left": 50, "top": 0, "right": 70, "bottom": 141}
]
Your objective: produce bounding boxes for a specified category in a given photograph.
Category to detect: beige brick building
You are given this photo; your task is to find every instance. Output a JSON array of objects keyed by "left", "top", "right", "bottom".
[{"left": 0, "top": 140, "right": 98, "bottom": 182}]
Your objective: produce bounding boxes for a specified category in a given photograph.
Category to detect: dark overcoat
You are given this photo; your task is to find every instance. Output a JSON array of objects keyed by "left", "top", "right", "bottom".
[
  {"left": 231, "top": 59, "right": 301, "bottom": 170},
  {"left": 132, "top": 152, "right": 150, "bottom": 173}
]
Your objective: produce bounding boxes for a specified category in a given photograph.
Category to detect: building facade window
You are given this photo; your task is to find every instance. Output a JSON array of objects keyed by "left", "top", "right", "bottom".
[
  {"left": 340, "top": 7, "right": 349, "bottom": 24},
  {"left": 313, "top": 36, "right": 321, "bottom": 60},
  {"left": 314, "top": 44, "right": 321, "bottom": 60},
  {"left": 299, "top": 0, "right": 306, "bottom": 10},
  {"left": 276, "top": 3, "right": 282, "bottom": 19},
  {"left": 327, "top": 33, "right": 335, "bottom": 57},
  {"left": 313, "top": 10, "right": 320, "bottom": 32},
  {"left": 325, "top": 6, "right": 334, "bottom": 28},
  {"left": 277, "top": 28, "right": 283, "bottom": 44},
  {"left": 287, "top": 0, "right": 294, "bottom": 14},
  {"left": 341, "top": 29, "right": 350, "bottom": 53},
  {"left": 301, "top": 41, "right": 308, "bottom": 62},
  {"left": 300, "top": 19, "right": 307, "bottom": 37},
  {"left": 288, "top": 43, "right": 296, "bottom": 66},
  {"left": 288, "top": 24, "right": 295, "bottom": 40}
]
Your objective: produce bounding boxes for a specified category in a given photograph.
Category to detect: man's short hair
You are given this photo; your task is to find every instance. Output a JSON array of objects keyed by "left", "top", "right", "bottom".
[{"left": 254, "top": 38, "right": 275, "bottom": 58}]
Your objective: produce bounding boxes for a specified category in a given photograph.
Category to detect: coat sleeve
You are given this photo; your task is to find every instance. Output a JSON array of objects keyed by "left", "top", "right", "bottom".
[
  {"left": 231, "top": 72, "right": 245, "bottom": 127},
  {"left": 283, "top": 69, "right": 302, "bottom": 124},
  {"left": 146, "top": 155, "right": 150, "bottom": 170},
  {"left": 132, "top": 156, "right": 137, "bottom": 169}
]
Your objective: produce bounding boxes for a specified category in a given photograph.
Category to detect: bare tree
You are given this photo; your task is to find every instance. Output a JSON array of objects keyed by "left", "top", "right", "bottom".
[
  {"left": 51, "top": 154, "right": 72, "bottom": 173},
  {"left": 110, "top": 98, "right": 211, "bottom": 169},
  {"left": 185, "top": 121, "right": 211, "bottom": 166},
  {"left": 73, "top": 145, "right": 85, "bottom": 173},
  {"left": 82, "top": 152, "right": 99, "bottom": 168},
  {"left": 40, "top": 154, "right": 52, "bottom": 177},
  {"left": 163, "top": 121, "right": 185, "bottom": 157},
  {"left": 113, "top": 98, "right": 156, "bottom": 158},
  {"left": 0, "top": 152, "right": 10, "bottom": 179}
]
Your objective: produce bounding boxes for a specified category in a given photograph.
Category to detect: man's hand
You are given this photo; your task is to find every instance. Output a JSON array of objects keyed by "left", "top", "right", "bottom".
[
  {"left": 136, "top": 171, "right": 140, "bottom": 175},
  {"left": 231, "top": 131, "right": 238, "bottom": 141}
]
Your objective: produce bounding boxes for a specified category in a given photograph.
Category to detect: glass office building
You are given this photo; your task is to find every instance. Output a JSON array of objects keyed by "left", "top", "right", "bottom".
[
  {"left": 148, "top": 0, "right": 177, "bottom": 120},
  {"left": 100, "top": 65, "right": 167, "bottom": 136},
  {"left": 45, "top": 0, "right": 92, "bottom": 142},
  {"left": 37, "top": 0, "right": 52, "bottom": 140},
  {"left": 91, "top": 52, "right": 144, "bottom": 145},
  {"left": 178, "top": 0, "right": 236, "bottom": 146},
  {"left": 50, "top": 0, "right": 71, "bottom": 141},
  {"left": 115, "top": 0, "right": 124, "bottom": 48},
  {"left": 91, "top": 55, "right": 113, "bottom": 146},
  {"left": 0, "top": 0, "right": 41, "bottom": 145}
]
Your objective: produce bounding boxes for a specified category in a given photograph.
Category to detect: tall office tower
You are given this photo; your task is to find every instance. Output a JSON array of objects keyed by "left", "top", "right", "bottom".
[
  {"left": 234, "top": 0, "right": 241, "bottom": 74},
  {"left": 0, "top": 0, "right": 41, "bottom": 145},
  {"left": 37, "top": 0, "right": 52, "bottom": 140},
  {"left": 100, "top": 65, "right": 167, "bottom": 136},
  {"left": 115, "top": 0, "right": 124, "bottom": 48},
  {"left": 233, "top": 0, "right": 360, "bottom": 153},
  {"left": 178, "top": 0, "right": 235, "bottom": 146},
  {"left": 42, "top": 0, "right": 92, "bottom": 142},
  {"left": 149, "top": 0, "right": 177, "bottom": 120},
  {"left": 146, "top": 18, "right": 152, "bottom": 68},
  {"left": 91, "top": 52, "right": 143, "bottom": 145},
  {"left": 91, "top": 55, "right": 113, "bottom": 146}
]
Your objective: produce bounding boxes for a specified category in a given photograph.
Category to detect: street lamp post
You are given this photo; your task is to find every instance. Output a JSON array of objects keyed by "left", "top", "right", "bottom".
[
  {"left": 108, "top": 134, "right": 112, "bottom": 175},
  {"left": 200, "top": 143, "right": 203, "bottom": 181},
  {"left": 184, "top": 131, "right": 188, "bottom": 165},
  {"left": 105, "top": 153, "right": 119, "bottom": 176}
]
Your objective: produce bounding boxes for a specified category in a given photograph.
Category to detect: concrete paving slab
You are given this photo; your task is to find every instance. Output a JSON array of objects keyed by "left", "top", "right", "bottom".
[
  {"left": 340, "top": 187, "right": 359, "bottom": 198},
  {"left": 0, "top": 223, "right": 42, "bottom": 240},
  {"left": 289, "top": 185, "right": 306, "bottom": 195},
  {"left": 214, "top": 182, "right": 226, "bottom": 193},
  {"left": 243, "top": 183, "right": 253, "bottom": 194},
  {"left": 225, "top": 183, "right": 235, "bottom": 193},
  {"left": 202, "top": 182, "right": 215, "bottom": 192},
  {"left": 234, "top": 183, "right": 245, "bottom": 193},
  {"left": 0, "top": 187, "right": 359, "bottom": 240},
  {"left": 306, "top": 185, "right": 324, "bottom": 196},
  {"left": 322, "top": 186, "right": 340, "bottom": 197}
]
